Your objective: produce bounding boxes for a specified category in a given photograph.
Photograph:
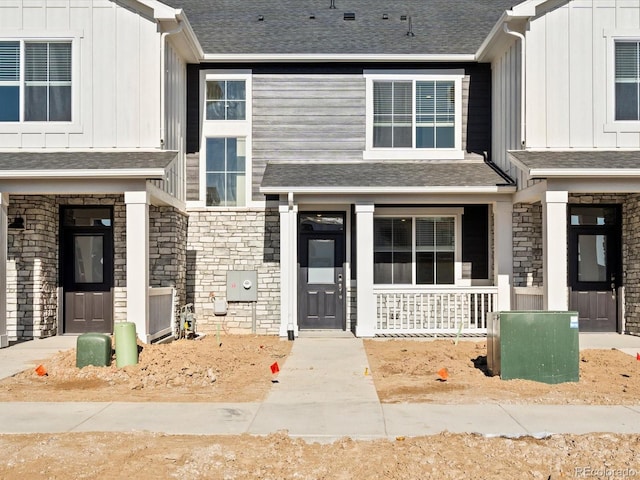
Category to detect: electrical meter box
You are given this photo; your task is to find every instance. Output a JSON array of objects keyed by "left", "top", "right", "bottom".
[{"left": 227, "top": 270, "right": 258, "bottom": 301}]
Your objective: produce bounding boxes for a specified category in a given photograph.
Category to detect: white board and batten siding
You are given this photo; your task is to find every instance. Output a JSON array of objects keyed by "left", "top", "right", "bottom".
[
  {"left": 251, "top": 74, "right": 366, "bottom": 199},
  {"left": 492, "top": 41, "right": 522, "bottom": 180},
  {"left": 0, "top": 0, "right": 163, "bottom": 150},
  {"left": 526, "top": 0, "right": 640, "bottom": 149}
]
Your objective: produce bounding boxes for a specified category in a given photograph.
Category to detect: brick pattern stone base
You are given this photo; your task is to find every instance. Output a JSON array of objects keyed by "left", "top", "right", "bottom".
[
  {"left": 513, "top": 202, "right": 543, "bottom": 287},
  {"left": 186, "top": 206, "right": 280, "bottom": 335}
]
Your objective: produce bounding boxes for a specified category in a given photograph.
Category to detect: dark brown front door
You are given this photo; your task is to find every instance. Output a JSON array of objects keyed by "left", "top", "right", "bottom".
[
  {"left": 61, "top": 207, "right": 114, "bottom": 334},
  {"left": 298, "top": 213, "right": 345, "bottom": 330},
  {"left": 568, "top": 206, "right": 621, "bottom": 332}
]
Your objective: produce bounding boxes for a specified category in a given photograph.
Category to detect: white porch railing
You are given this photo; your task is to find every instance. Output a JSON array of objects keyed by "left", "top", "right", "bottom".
[
  {"left": 374, "top": 287, "right": 498, "bottom": 335},
  {"left": 513, "top": 287, "right": 544, "bottom": 310},
  {"left": 148, "top": 287, "right": 176, "bottom": 343}
]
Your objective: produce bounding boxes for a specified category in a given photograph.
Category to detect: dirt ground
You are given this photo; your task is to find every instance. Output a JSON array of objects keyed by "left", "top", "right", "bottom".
[
  {"left": 1, "top": 337, "right": 639, "bottom": 479},
  {"left": 1, "top": 431, "right": 639, "bottom": 480},
  {"left": 0, "top": 335, "right": 291, "bottom": 402},
  {"left": 364, "top": 339, "right": 640, "bottom": 404},
  {"left": 1, "top": 337, "right": 638, "bottom": 405}
]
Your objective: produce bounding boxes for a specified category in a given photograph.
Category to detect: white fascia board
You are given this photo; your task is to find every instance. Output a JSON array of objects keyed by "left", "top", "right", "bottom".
[
  {"left": 506, "top": 152, "right": 531, "bottom": 173},
  {"left": 260, "top": 186, "right": 516, "bottom": 195},
  {"left": 0, "top": 169, "right": 166, "bottom": 180},
  {"left": 529, "top": 169, "right": 640, "bottom": 178},
  {"left": 202, "top": 53, "right": 476, "bottom": 63},
  {"left": 476, "top": 11, "right": 531, "bottom": 61},
  {"left": 175, "top": 10, "right": 205, "bottom": 61}
]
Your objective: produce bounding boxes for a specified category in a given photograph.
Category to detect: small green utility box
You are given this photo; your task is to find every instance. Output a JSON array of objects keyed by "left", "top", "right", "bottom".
[
  {"left": 76, "top": 333, "right": 112, "bottom": 368},
  {"left": 487, "top": 311, "right": 579, "bottom": 384}
]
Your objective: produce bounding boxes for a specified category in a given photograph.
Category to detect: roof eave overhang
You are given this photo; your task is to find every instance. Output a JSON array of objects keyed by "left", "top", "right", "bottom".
[
  {"left": 202, "top": 53, "right": 477, "bottom": 63},
  {"left": 0, "top": 169, "right": 167, "bottom": 180},
  {"left": 476, "top": 11, "right": 531, "bottom": 62},
  {"left": 260, "top": 186, "right": 516, "bottom": 195},
  {"left": 529, "top": 169, "right": 640, "bottom": 178}
]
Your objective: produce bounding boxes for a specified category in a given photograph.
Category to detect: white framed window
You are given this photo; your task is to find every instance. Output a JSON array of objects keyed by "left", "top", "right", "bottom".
[
  {"left": 605, "top": 31, "right": 640, "bottom": 132},
  {"left": 374, "top": 209, "right": 463, "bottom": 285},
  {"left": 199, "top": 70, "right": 252, "bottom": 207},
  {"left": 205, "top": 137, "right": 246, "bottom": 206},
  {"left": 0, "top": 40, "right": 72, "bottom": 123},
  {"left": 614, "top": 40, "right": 640, "bottom": 121},
  {"left": 364, "top": 70, "right": 464, "bottom": 160}
]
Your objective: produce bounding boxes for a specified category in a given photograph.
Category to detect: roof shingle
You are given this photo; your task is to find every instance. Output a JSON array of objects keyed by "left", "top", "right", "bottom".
[{"left": 164, "top": 0, "right": 514, "bottom": 55}]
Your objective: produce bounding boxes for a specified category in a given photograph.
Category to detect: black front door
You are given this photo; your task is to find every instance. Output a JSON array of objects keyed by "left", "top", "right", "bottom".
[
  {"left": 568, "top": 206, "right": 621, "bottom": 332},
  {"left": 61, "top": 207, "right": 114, "bottom": 334},
  {"left": 298, "top": 213, "right": 345, "bottom": 330}
]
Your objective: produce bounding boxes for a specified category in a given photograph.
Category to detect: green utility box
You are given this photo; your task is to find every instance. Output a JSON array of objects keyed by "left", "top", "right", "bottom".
[
  {"left": 487, "top": 311, "right": 579, "bottom": 384},
  {"left": 76, "top": 333, "right": 112, "bottom": 368}
]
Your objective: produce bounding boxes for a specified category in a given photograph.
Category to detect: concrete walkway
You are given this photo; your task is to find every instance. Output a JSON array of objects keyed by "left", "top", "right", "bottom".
[{"left": 0, "top": 333, "right": 639, "bottom": 442}]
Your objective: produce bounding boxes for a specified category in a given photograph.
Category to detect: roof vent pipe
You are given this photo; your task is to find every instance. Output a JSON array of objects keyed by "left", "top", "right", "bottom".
[
  {"left": 406, "top": 16, "right": 415, "bottom": 36},
  {"left": 330, "top": 0, "right": 336, "bottom": 9}
]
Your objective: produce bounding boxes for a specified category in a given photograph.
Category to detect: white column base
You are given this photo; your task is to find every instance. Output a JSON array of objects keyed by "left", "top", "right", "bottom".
[
  {"left": 493, "top": 200, "right": 514, "bottom": 311},
  {"left": 0, "top": 335, "right": 7, "bottom": 349},
  {"left": 543, "top": 191, "right": 569, "bottom": 311},
  {"left": 125, "top": 191, "right": 150, "bottom": 342},
  {"left": 355, "top": 203, "right": 375, "bottom": 338},
  {"left": 278, "top": 203, "right": 298, "bottom": 337}
]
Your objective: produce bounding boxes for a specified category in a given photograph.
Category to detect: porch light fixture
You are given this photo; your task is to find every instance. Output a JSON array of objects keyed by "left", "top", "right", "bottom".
[{"left": 8, "top": 212, "right": 25, "bottom": 230}]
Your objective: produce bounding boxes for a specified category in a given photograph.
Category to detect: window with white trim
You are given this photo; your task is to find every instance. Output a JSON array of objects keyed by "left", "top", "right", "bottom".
[
  {"left": 0, "top": 40, "right": 71, "bottom": 122},
  {"left": 200, "top": 71, "right": 252, "bottom": 207},
  {"left": 374, "top": 216, "right": 456, "bottom": 285},
  {"left": 615, "top": 41, "right": 640, "bottom": 120},
  {"left": 205, "top": 137, "right": 246, "bottom": 206},
  {"left": 205, "top": 80, "right": 246, "bottom": 120},
  {"left": 364, "top": 71, "right": 463, "bottom": 160}
]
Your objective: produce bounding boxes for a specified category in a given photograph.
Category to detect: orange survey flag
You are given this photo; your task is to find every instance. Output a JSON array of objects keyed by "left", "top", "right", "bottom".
[{"left": 270, "top": 362, "right": 280, "bottom": 374}]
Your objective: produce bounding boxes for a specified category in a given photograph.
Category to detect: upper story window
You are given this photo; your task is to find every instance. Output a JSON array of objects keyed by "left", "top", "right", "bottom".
[
  {"left": 615, "top": 41, "right": 640, "bottom": 120},
  {"left": 373, "top": 80, "right": 455, "bottom": 148},
  {"left": 206, "top": 80, "right": 246, "bottom": 120},
  {"left": 0, "top": 40, "right": 71, "bottom": 122},
  {"left": 364, "top": 70, "right": 463, "bottom": 160},
  {"left": 199, "top": 70, "right": 252, "bottom": 208},
  {"left": 374, "top": 213, "right": 460, "bottom": 285}
]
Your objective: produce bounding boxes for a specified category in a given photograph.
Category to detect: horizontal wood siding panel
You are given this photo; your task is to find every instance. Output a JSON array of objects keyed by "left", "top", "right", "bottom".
[
  {"left": 186, "top": 153, "right": 200, "bottom": 202},
  {"left": 252, "top": 74, "right": 366, "bottom": 199}
]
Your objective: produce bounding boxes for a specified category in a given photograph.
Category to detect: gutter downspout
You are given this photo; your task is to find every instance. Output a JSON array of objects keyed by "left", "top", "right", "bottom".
[
  {"left": 160, "top": 21, "right": 184, "bottom": 148},
  {"left": 503, "top": 23, "right": 526, "bottom": 149}
]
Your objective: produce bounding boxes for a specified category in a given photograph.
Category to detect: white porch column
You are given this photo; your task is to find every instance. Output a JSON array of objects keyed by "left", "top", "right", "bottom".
[
  {"left": 279, "top": 202, "right": 298, "bottom": 337},
  {"left": 0, "top": 194, "right": 7, "bottom": 348},
  {"left": 493, "top": 200, "right": 513, "bottom": 311},
  {"left": 125, "top": 191, "right": 150, "bottom": 341},
  {"left": 355, "top": 203, "right": 375, "bottom": 337},
  {"left": 543, "top": 190, "right": 569, "bottom": 310}
]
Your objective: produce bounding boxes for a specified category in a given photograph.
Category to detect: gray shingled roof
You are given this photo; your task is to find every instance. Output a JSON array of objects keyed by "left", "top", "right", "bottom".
[
  {"left": 261, "top": 161, "right": 513, "bottom": 192},
  {"left": 165, "top": 0, "right": 515, "bottom": 55},
  {"left": 509, "top": 150, "right": 640, "bottom": 171},
  {"left": 0, "top": 151, "right": 177, "bottom": 172}
]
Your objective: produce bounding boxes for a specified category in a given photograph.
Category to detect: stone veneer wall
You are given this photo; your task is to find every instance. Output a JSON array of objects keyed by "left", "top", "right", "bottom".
[
  {"left": 149, "top": 206, "right": 188, "bottom": 322},
  {"left": 7, "top": 196, "right": 58, "bottom": 339},
  {"left": 512, "top": 202, "right": 543, "bottom": 287},
  {"left": 186, "top": 206, "right": 281, "bottom": 335},
  {"left": 622, "top": 194, "right": 640, "bottom": 335}
]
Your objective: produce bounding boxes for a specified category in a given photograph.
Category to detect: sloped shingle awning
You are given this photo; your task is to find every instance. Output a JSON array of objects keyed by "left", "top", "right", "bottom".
[
  {"left": 0, "top": 151, "right": 178, "bottom": 180},
  {"left": 260, "top": 161, "right": 515, "bottom": 195},
  {"left": 509, "top": 150, "right": 640, "bottom": 178}
]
